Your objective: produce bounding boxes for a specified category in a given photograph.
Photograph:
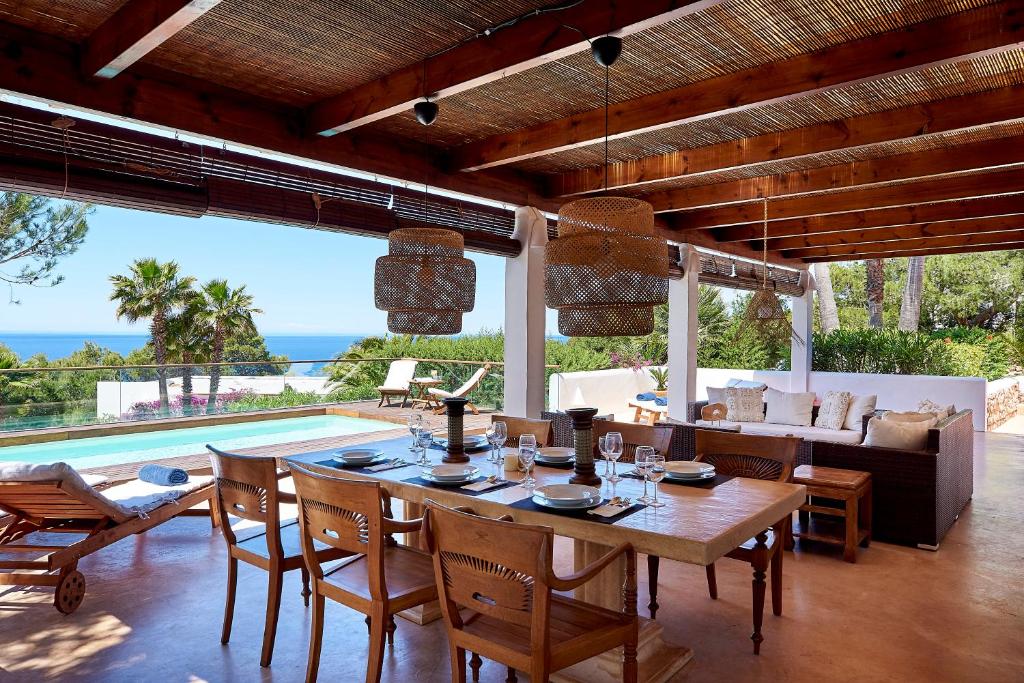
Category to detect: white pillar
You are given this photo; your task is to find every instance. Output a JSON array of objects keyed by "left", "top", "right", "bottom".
[
  {"left": 503, "top": 206, "right": 548, "bottom": 418},
  {"left": 667, "top": 245, "right": 699, "bottom": 422},
  {"left": 790, "top": 269, "right": 815, "bottom": 392}
]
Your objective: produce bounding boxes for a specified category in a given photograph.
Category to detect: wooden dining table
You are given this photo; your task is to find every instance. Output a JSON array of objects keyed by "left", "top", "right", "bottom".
[{"left": 285, "top": 437, "right": 805, "bottom": 683}]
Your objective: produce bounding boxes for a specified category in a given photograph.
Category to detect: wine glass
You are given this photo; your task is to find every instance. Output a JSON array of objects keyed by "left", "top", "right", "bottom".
[
  {"left": 647, "top": 453, "right": 666, "bottom": 508},
  {"left": 518, "top": 435, "right": 537, "bottom": 490},
  {"left": 634, "top": 446, "right": 655, "bottom": 504},
  {"left": 416, "top": 428, "right": 434, "bottom": 467},
  {"left": 605, "top": 431, "right": 623, "bottom": 483},
  {"left": 487, "top": 421, "right": 507, "bottom": 464},
  {"left": 598, "top": 435, "right": 611, "bottom": 478},
  {"left": 407, "top": 413, "right": 422, "bottom": 452}
]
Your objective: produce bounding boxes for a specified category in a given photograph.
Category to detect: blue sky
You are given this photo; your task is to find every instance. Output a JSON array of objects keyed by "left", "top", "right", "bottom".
[{"left": 3, "top": 203, "right": 552, "bottom": 335}]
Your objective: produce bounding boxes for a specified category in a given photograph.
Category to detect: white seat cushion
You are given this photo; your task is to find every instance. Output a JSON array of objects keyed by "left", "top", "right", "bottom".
[{"left": 734, "top": 421, "right": 865, "bottom": 445}]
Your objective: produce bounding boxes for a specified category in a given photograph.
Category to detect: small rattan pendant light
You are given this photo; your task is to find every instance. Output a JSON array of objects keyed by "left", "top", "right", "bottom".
[
  {"left": 374, "top": 69, "right": 476, "bottom": 336},
  {"left": 744, "top": 195, "right": 804, "bottom": 347},
  {"left": 544, "top": 37, "right": 669, "bottom": 337}
]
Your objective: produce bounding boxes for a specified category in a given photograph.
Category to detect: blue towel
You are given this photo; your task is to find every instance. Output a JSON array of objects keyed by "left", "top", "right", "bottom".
[
  {"left": 138, "top": 464, "right": 189, "bottom": 486},
  {"left": 636, "top": 392, "right": 657, "bottom": 401},
  {"left": 654, "top": 397, "right": 668, "bottom": 407}
]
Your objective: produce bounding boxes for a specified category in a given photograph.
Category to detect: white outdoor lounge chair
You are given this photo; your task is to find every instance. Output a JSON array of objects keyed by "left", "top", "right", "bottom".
[
  {"left": 377, "top": 359, "right": 418, "bottom": 407},
  {"left": 0, "top": 461, "right": 215, "bottom": 613},
  {"left": 426, "top": 364, "right": 491, "bottom": 415}
]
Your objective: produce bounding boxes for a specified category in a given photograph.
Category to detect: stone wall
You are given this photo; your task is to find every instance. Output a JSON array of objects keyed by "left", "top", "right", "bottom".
[{"left": 986, "top": 377, "right": 1024, "bottom": 430}]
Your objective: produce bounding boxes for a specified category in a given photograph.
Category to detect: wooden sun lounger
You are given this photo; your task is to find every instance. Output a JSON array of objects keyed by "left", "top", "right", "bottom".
[{"left": 0, "top": 478, "right": 216, "bottom": 613}]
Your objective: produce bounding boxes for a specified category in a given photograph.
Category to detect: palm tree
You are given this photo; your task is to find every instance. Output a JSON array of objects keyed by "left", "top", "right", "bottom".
[
  {"left": 196, "top": 279, "right": 261, "bottom": 414},
  {"left": 865, "top": 258, "right": 885, "bottom": 328},
  {"left": 899, "top": 256, "right": 925, "bottom": 331},
  {"left": 166, "top": 295, "right": 212, "bottom": 416},
  {"left": 110, "top": 259, "right": 195, "bottom": 413},
  {"left": 813, "top": 262, "right": 840, "bottom": 334}
]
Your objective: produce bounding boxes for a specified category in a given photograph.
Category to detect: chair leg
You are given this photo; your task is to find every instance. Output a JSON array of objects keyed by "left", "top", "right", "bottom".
[
  {"left": 647, "top": 555, "right": 660, "bottom": 619},
  {"left": 450, "top": 645, "right": 467, "bottom": 683},
  {"left": 623, "top": 628, "right": 639, "bottom": 683},
  {"left": 771, "top": 544, "right": 783, "bottom": 617},
  {"left": 469, "top": 653, "right": 482, "bottom": 682},
  {"left": 366, "top": 605, "right": 387, "bottom": 683},
  {"left": 386, "top": 614, "right": 397, "bottom": 646},
  {"left": 260, "top": 569, "right": 284, "bottom": 667},
  {"left": 467, "top": 401, "right": 479, "bottom": 415},
  {"left": 505, "top": 667, "right": 518, "bottom": 683},
  {"left": 705, "top": 563, "right": 718, "bottom": 600},
  {"left": 305, "top": 593, "right": 325, "bottom": 683},
  {"left": 221, "top": 556, "right": 238, "bottom": 644},
  {"left": 300, "top": 566, "right": 311, "bottom": 607}
]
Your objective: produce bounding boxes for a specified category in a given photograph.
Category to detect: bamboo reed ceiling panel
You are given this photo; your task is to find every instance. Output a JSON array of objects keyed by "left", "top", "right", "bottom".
[
  {"left": 369, "top": 0, "right": 997, "bottom": 147},
  {"left": 512, "top": 48, "right": 1024, "bottom": 176},
  {"left": 0, "top": 0, "right": 129, "bottom": 40},
  {"left": 141, "top": 0, "right": 545, "bottom": 105}
]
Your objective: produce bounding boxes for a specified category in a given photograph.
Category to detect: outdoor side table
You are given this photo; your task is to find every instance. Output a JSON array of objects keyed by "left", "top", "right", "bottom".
[
  {"left": 792, "top": 464, "right": 872, "bottom": 563},
  {"left": 409, "top": 377, "right": 443, "bottom": 411}
]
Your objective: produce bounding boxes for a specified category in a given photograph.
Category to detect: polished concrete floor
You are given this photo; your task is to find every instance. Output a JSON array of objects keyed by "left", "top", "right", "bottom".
[{"left": 1, "top": 433, "right": 1022, "bottom": 682}]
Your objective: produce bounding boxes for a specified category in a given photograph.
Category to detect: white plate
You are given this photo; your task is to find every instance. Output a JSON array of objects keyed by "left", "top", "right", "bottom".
[
  {"left": 666, "top": 470, "right": 716, "bottom": 481},
  {"left": 333, "top": 448, "right": 384, "bottom": 464},
  {"left": 428, "top": 464, "right": 480, "bottom": 481},
  {"left": 534, "top": 484, "right": 601, "bottom": 504},
  {"left": 532, "top": 494, "right": 602, "bottom": 510},
  {"left": 536, "top": 447, "right": 574, "bottom": 462},
  {"left": 664, "top": 461, "right": 715, "bottom": 476},
  {"left": 421, "top": 473, "right": 478, "bottom": 486}
]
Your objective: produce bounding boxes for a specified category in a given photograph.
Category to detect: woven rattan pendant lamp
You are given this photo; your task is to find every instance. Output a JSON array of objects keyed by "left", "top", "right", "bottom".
[
  {"left": 374, "top": 75, "right": 476, "bottom": 335},
  {"left": 545, "top": 36, "right": 668, "bottom": 337},
  {"left": 744, "top": 195, "right": 804, "bottom": 347}
]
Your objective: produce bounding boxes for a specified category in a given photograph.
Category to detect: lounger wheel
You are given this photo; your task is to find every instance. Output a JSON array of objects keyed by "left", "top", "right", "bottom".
[{"left": 54, "top": 570, "right": 86, "bottom": 614}]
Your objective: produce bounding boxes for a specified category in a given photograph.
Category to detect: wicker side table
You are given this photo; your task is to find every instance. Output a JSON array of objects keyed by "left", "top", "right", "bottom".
[{"left": 792, "top": 464, "right": 872, "bottom": 563}]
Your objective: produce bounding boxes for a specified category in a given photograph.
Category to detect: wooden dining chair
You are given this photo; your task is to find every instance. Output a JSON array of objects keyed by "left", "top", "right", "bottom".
[
  {"left": 290, "top": 463, "right": 439, "bottom": 683},
  {"left": 422, "top": 501, "right": 639, "bottom": 683},
  {"left": 646, "top": 431, "right": 800, "bottom": 654},
  {"left": 207, "top": 446, "right": 346, "bottom": 668},
  {"left": 492, "top": 414, "right": 554, "bottom": 447},
  {"left": 591, "top": 419, "right": 673, "bottom": 464}
]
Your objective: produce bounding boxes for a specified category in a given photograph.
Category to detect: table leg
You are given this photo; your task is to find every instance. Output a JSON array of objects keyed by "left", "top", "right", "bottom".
[
  {"left": 860, "top": 481, "right": 873, "bottom": 548},
  {"left": 396, "top": 500, "right": 442, "bottom": 625},
  {"left": 550, "top": 539, "right": 692, "bottom": 683},
  {"left": 844, "top": 493, "right": 859, "bottom": 563},
  {"left": 749, "top": 531, "right": 769, "bottom": 655}
]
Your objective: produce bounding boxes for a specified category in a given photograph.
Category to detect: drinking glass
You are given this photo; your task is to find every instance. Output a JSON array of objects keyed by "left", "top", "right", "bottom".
[
  {"left": 416, "top": 428, "right": 434, "bottom": 467},
  {"left": 487, "top": 421, "right": 507, "bottom": 464},
  {"left": 634, "top": 446, "right": 655, "bottom": 504},
  {"left": 518, "top": 435, "right": 537, "bottom": 490},
  {"left": 605, "top": 431, "right": 623, "bottom": 483},
  {"left": 598, "top": 435, "right": 611, "bottom": 477},
  {"left": 647, "top": 453, "right": 666, "bottom": 508},
  {"left": 407, "top": 413, "right": 422, "bottom": 452}
]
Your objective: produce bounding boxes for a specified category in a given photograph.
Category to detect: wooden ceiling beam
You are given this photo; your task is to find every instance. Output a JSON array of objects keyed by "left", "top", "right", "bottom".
[
  {"left": 452, "top": 1, "right": 1024, "bottom": 172},
  {"left": 670, "top": 168, "right": 1024, "bottom": 230},
  {"left": 767, "top": 215, "right": 1024, "bottom": 252},
  {"left": 715, "top": 195, "right": 1024, "bottom": 242},
  {"left": 804, "top": 240, "right": 1024, "bottom": 263},
  {"left": 552, "top": 87, "right": 1024, "bottom": 199},
  {"left": 0, "top": 21, "right": 555, "bottom": 212},
  {"left": 82, "top": 0, "right": 223, "bottom": 79},
  {"left": 306, "top": 0, "right": 724, "bottom": 136},
  {"left": 782, "top": 227, "right": 1024, "bottom": 259}
]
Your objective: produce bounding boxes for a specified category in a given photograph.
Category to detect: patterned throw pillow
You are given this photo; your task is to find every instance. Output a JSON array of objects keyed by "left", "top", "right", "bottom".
[
  {"left": 814, "top": 390, "right": 852, "bottom": 431},
  {"left": 724, "top": 387, "right": 765, "bottom": 422}
]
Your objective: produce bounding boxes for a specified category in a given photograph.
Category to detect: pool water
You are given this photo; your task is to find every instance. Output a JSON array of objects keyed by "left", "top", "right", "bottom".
[{"left": 0, "top": 415, "right": 396, "bottom": 470}]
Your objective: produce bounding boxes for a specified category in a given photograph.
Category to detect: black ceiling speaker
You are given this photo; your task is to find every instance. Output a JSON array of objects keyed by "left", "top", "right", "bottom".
[
  {"left": 414, "top": 100, "right": 439, "bottom": 126},
  {"left": 591, "top": 35, "right": 622, "bottom": 68}
]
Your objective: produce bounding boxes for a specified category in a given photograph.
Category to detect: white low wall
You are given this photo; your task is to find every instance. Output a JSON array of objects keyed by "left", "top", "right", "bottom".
[
  {"left": 97, "top": 375, "right": 332, "bottom": 418},
  {"left": 548, "top": 367, "right": 988, "bottom": 430}
]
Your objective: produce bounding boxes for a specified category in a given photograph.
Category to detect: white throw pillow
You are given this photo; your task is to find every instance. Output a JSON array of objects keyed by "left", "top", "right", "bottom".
[
  {"left": 843, "top": 394, "right": 877, "bottom": 431},
  {"left": 882, "top": 411, "right": 940, "bottom": 423},
  {"left": 764, "top": 388, "right": 815, "bottom": 427},
  {"left": 863, "top": 416, "right": 937, "bottom": 450},
  {"left": 918, "top": 399, "right": 955, "bottom": 421},
  {"left": 707, "top": 387, "right": 727, "bottom": 405},
  {"left": 814, "top": 390, "right": 852, "bottom": 431},
  {"left": 725, "top": 387, "right": 765, "bottom": 422}
]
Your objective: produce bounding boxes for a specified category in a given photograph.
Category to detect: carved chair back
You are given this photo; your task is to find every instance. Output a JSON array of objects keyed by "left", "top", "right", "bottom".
[
  {"left": 207, "top": 446, "right": 285, "bottom": 557},
  {"left": 592, "top": 420, "right": 673, "bottom": 464},
  {"left": 694, "top": 430, "right": 799, "bottom": 482},
  {"left": 493, "top": 415, "right": 554, "bottom": 448}
]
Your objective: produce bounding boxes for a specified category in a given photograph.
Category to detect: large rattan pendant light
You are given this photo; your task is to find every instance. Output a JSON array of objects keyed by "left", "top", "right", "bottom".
[
  {"left": 374, "top": 68, "right": 476, "bottom": 335},
  {"left": 744, "top": 194, "right": 804, "bottom": 347},
  {"left": 545, "top": 37, "right": 668, "bottom": 337}
]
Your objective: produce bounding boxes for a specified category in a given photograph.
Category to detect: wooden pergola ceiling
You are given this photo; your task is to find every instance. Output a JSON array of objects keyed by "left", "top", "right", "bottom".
[{"left": 1, "top": 0, "right": 1024, "bottom": 265}]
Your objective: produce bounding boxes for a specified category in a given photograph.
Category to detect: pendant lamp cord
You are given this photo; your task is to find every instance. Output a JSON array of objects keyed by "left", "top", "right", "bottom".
[
  {"left": 762, "top": 195, "right": 768, "bottom": 287},
  {"left": 604, "top": 63, "right": 610, "bottom": 193},
  {"left": 422, "top": 59, "right": 429, "bottom": 221}
]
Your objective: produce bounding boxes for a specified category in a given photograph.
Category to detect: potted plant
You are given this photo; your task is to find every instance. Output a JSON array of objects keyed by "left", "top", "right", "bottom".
[{"left": 648, "top": 367, "right": 669, "bottom": 397}]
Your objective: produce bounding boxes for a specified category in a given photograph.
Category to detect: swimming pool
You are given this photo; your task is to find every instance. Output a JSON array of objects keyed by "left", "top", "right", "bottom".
[{"left": 0, "top": 415, "right": 397, "bottom": 469}]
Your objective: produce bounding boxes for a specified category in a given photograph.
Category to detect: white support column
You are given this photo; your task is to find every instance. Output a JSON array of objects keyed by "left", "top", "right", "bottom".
[
  {"left": 790, "top": 269, "right": 815, "bottom": 392},
  {"left": 503, "top": 206, "right": 548, "bottom": 418},
  {"left": 667, "top": 246, "right": 700, "bottom": 423}
]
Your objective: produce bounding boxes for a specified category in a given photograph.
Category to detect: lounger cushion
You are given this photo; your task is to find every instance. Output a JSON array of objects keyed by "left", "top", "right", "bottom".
[
  {"left": 0, "top": 461, "right": 130, "bottom": 522},
  {"left": 101, "top": 475, "right": 214, "bottom": 517}
]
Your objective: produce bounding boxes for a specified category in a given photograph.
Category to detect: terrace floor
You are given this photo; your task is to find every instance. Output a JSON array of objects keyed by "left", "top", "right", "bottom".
[{"left": 1, "top": 432, "right": 1022, "bottom": 682}]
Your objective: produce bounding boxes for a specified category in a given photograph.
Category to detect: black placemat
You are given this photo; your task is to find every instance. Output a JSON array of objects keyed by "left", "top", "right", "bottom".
[
  {"left": 534, "top": 459, "right": 575, "bottom": 470},
  {"left": 401, "top": 476, "right": 520, "bottom": 496},
  {"left": 508, "top": 496, "right": 646, "bottom": 525},
  {"left": 428, "top": 439, "right": 491, "bottom": 454},
  {"left": 623, "top": 471, "right": 735, "bottom": 489},
  {"left": 314, "top": 458, "right": 416, "bottom": 475}
]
